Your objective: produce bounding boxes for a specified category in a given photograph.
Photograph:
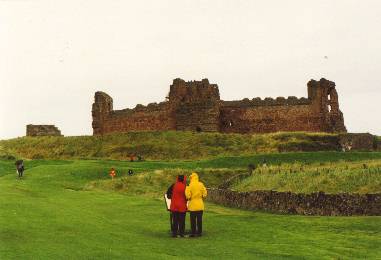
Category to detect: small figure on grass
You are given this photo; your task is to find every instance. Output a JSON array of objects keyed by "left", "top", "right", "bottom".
[
  {"left": 109, "top": 167, "right": 116, "bottom": 180},
  {"left": 15, "top": 160, "right": 25, "bottom": 179},
  {"left": 128, "top": 169, "right": 134, "bottom": 176}
]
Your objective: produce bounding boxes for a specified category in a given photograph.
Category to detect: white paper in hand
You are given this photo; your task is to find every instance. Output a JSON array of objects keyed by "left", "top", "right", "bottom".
[{"left": 164, "top": 194, "right": 171, "bottom": 211}]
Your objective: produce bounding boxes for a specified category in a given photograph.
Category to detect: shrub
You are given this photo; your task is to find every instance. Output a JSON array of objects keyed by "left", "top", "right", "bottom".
[
  {"left": 0, "top": 154, "right": 16, "bottom": 160},
  {"left": 31, "top": 153, "right": 45, "bottom": 160}
]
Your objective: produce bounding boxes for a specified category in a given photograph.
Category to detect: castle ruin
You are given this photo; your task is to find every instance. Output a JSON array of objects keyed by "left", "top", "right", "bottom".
[
  {"left": 26, "top": 124, "right": 62, "bottom": 137},
  {"left": 92, "top": 78, "right": 346, "bottom": 135}
]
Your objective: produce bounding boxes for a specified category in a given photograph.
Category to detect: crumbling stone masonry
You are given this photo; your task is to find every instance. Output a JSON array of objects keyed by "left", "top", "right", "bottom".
[
  {"left": 338, "top": 133, "right": 376, "bottom": 151},
  {"left": 377, "top": 139, "right": 381, "bottom": 151},
  {"left": 92, "top": 78, "right": 347, "bottom": 135},
  {"left": 26, "top": 124, "right": 62, "bottom": 137},
  {"left": 207, "top": 188, "right": 381, "bottom": 216}
]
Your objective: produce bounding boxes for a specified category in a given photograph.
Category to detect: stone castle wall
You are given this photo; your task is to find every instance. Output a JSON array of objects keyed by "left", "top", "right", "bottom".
[
  {"left": 92, "top": 94, "right": 175, "bottom": 134},
  {"left": 338, "top": 133, "right": 377, "bottom": 151},
  {"left": 92, "top": 78, "right": 347, "bottom": 135},
  {"left": 377, "top": 139, "right": 381, "bottom": 151},
  {"left": 207, "top": 188, "right": 381, "bottom": 216},
  {"left": 220, "top": 103, "right": 321, "bottom": 133},
  {"left": 26, "top": 124, "right": 62, "bottom": 137}
]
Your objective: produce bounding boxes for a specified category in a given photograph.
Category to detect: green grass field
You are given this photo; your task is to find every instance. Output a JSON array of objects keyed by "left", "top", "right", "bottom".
[{"left": 1, "top": 152, "right": 381, "bottom": 259}]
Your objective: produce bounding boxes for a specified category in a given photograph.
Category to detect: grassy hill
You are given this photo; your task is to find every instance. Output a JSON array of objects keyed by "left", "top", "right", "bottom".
[
  {"left": 86, "top": 151, "right": 381, "bottom": 195},
  {"left": 1, "top": 157, "right": 381, "bottom": 259},
  {"left": 0, "top": 131, "right": 342, "bottom": 160},
  {"left": 231, "top": 159, "right": 381, "bottom": 194},
  {"left": 3, "top": 151, "right": 380, "bottom": 194}
]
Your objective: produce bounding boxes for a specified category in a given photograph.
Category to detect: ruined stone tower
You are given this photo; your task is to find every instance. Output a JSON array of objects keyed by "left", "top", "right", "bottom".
[
  {"left": 92, "top": 78, "right": 346, "bottom": 135},
  {"left": 92, "top": 92, "right": 113, "bottom": 135},
  {"left": 307, "top": 78, "right": 346, "bottom": 132},
  {"left": 169, "top": 78, "right": 220, "bottom": 132}
]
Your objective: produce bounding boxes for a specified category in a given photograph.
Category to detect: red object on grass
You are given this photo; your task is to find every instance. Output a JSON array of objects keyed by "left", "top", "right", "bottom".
[{"left": 170, "top": 176, "right": 187, "bottom": 213}]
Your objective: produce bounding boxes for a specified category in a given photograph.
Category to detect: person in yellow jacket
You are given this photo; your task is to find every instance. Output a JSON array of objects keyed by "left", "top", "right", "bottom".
[{"left": 185, "top": 172, "right": 207, "bottom": 237}]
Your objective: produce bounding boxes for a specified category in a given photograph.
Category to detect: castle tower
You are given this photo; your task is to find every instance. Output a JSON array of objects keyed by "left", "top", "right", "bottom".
[
  {"left": 169, "top": 78, "right": 221, "bottom": 132},
  {"left": 307, "top": 78, "right": 346, "bottom": 132},
  {"left": 92, "top": 91, "right": 113, "bottom": 135}
]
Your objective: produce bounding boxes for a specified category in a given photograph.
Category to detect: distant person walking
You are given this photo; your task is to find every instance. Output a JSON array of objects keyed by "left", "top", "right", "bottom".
[
  {"left": 186, "top": 172, "right": 207, "bottom": 237},
  {"left": 15, "top": 160, "right": 24, "bottom": 178},
  {"left": 128, "top": 169, "right": 134, "bottom": 176},
  {"left": 109, "top": 168, "right": 116, "bottom": 180},
  {"left": 170, "top": 175, "right": 187, "bottom": 238}
]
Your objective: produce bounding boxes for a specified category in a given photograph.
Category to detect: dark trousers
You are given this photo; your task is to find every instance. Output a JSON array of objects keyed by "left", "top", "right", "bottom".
[
  {"left": 172, "top": 211, "right": 186, "bottom": 236},
  {"left": 170, "top": 212, "right": 174, "bottom": 232},
  {"left": 18, "top": 169, "right": 24, "bottom": 178},
  {"left": 190, "top": 211, "right": 203, "bottom": 235}
]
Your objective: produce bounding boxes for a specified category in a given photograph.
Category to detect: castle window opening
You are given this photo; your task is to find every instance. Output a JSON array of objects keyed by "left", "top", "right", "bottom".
[{"left": 328, "top": 104, "right": 332, "bottom": 112}]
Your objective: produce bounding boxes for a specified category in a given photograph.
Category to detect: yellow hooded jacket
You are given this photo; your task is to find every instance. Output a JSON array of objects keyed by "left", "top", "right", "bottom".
[{"left": 185, "top": 172, "right": 207, "bottom": 211}]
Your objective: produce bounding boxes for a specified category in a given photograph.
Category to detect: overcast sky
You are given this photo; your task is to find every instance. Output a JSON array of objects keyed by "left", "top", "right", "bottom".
[{"left": 1, "top": 0, "right": 380, "bottom": 139}]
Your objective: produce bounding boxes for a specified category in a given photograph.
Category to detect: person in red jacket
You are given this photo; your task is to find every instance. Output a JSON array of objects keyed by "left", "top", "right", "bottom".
[
  {"left": 170, "top": 175, "right": 187, "bottom": 238},
  {"left": 109, "top": 168, "right": 116, "bottom": 180}
]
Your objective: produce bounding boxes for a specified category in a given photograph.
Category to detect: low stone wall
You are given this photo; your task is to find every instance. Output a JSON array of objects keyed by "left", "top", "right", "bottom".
[
  {"left": 207, "top": 188, "right": 381, "bottom": 216},
  {"left": 338, "top": 133, "right": 376, "bottom": 151},
  {"left": 376, "top": 139, "right": 381, "bottom": 151}
]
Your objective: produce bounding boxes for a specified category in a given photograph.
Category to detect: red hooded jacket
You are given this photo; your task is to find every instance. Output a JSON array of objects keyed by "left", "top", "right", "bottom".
[{"left": 170, "top": 176, "right": 187, "bottom": 213}]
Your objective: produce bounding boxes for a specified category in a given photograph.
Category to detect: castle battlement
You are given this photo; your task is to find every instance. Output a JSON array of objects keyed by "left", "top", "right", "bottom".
[{"left": 222, "top": 96, "right": 312, "bottom": 108}]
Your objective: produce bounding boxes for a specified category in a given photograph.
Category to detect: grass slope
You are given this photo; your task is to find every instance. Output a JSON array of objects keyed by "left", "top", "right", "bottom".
[
  {"left": 90, "top": 159, "right": 381, "bottom": 195},
  {"left": 232, "top": 160, "right": 381, "bottom": 194},
  {"left": 1, "top": 156, "right": 381, "bottom": 259},
  {"left": 0, "top": 131, "right": 341, "bottom": 160}
]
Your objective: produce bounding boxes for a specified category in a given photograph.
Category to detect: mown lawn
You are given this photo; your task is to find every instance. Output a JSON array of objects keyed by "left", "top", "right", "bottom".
[{"left": 0, "top": 155, "right": 380, "bottom": 259}]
